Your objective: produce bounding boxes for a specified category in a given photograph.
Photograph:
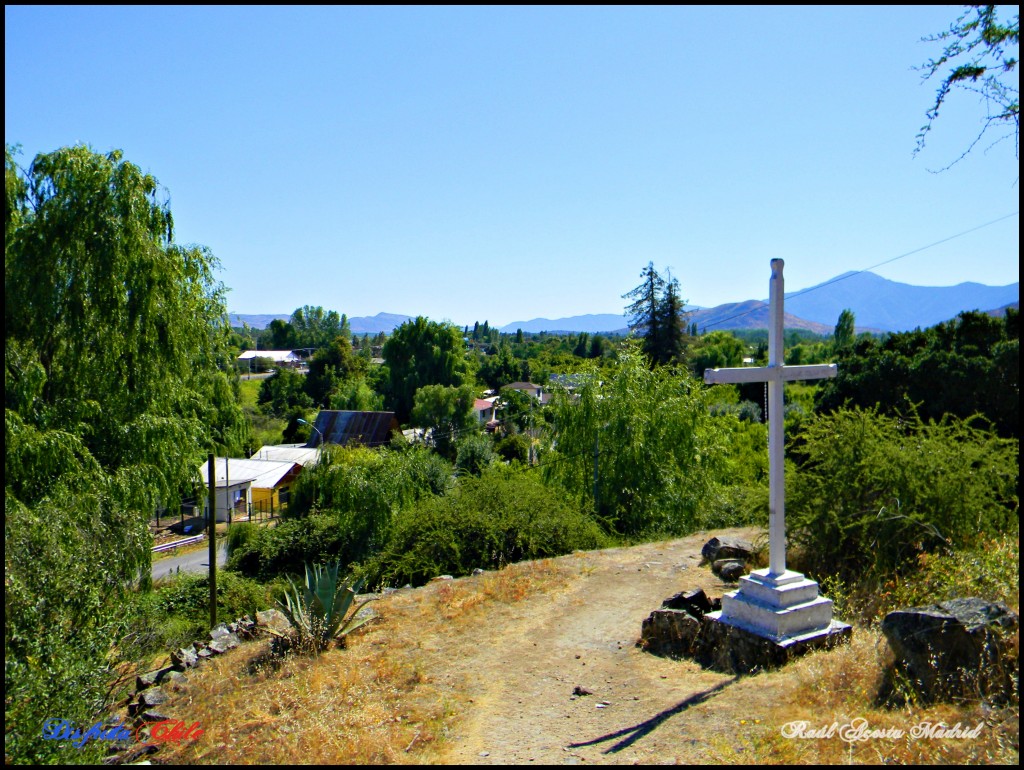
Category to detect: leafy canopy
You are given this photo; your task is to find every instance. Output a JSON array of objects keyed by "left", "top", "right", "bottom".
[
  {"left": 5, "top": 144, "right": 241, "bottom": 763},
  {"left": 544, "top": 342, "right": 725, "bottom": 537},
  {"left": 383, "top": 316, "right": 469, "bottom": 422}
]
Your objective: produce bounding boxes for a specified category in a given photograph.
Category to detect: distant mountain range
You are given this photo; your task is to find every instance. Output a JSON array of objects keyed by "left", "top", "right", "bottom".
[
  {"left": 782, "top": 271, "right": 1018, "bottom": 333},
  {"left": 230, "top": 272, "right": 1018, "bottom": 335}
]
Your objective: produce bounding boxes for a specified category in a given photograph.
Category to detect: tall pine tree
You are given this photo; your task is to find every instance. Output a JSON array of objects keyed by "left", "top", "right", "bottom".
[{"left": 623, "top": 263, "right": 691, "bottom": 366}]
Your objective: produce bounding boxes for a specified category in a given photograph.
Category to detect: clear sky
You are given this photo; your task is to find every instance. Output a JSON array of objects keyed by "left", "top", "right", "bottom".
[{"left": 5, "top": 5, "right": 1019, "bottom": 327}]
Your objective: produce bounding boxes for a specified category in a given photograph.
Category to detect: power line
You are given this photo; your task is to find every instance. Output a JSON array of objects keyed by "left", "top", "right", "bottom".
[{"left": 698, "top": 211, "right": 1019, "bottom": 333}]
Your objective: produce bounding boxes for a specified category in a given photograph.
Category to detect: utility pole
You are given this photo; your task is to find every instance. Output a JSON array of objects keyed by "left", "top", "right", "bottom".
[{"left": 207, "top": 452, "right": 217, "bottom": 629}]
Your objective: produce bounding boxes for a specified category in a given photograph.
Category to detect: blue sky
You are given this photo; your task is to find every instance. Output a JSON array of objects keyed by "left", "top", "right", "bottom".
[{"left": 5, "top": 6, "right": 1019, "bottom": 327}]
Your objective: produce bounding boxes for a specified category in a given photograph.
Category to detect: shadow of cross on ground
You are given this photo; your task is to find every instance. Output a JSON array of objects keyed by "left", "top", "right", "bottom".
[{"left": 567, "top": 677, "right": 740, "bottom": 754}]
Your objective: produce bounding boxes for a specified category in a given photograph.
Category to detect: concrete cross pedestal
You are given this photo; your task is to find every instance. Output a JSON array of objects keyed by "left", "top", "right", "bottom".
[{"left": 704, "top": 259, "right": 851, "bottom": 653}]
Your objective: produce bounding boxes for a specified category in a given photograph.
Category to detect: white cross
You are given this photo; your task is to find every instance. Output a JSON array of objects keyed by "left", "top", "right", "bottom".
[{"left": 704, "top": 259, "right": 837, "bottom": 578}]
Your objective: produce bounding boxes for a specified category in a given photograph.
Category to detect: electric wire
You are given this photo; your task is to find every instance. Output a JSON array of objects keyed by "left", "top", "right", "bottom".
[{"left": 697, "top": 211, "right": 1018, "bottom": 333}]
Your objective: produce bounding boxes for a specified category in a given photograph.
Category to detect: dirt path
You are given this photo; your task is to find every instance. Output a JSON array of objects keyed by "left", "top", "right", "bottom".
[{"left": 408, "top": 527, "right": 795, "bottom": 765}]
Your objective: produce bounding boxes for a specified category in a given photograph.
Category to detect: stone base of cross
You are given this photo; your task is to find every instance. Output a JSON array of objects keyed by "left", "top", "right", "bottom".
[{"left": 703, "top": 259, "right": 850, "bottom": 645}]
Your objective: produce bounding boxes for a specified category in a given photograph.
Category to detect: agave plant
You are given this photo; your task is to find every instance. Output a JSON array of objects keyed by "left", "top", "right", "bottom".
[{"left": 277, "top": 562, "right": 376, "bottom": 653}]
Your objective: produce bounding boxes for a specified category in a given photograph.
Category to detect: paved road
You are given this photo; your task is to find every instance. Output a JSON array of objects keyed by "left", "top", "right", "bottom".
[{"left": 152, "top": 540, "right": 228, "bottom": 582}]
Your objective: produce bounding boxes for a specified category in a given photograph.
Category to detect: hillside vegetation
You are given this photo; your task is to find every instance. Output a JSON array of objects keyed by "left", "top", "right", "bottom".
[{"left": 5, "top": 145, "right": 1018, "bottom": 765}]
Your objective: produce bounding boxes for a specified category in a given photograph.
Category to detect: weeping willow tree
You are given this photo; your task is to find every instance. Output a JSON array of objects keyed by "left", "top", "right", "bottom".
[
  {"left": 4, "top": 145, "right": 248, "bottom": 763},
  {"left": 543, "top": 342, "right": 727, "bottom": 537}
]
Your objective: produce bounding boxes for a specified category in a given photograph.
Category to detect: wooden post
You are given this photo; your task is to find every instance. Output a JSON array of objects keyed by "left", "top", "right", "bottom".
[{"left": 207, "top": 452, "right": 217, "bottom": 629}]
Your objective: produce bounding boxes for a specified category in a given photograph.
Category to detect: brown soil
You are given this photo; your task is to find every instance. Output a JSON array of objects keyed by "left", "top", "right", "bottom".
[{"left": 407, "top": 526, "right": 796, "bottom": 765}]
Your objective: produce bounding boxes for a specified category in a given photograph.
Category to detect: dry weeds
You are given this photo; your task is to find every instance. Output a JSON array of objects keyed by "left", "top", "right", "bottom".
[
  {"left": 714, "top": 630, "right": 1019, "bottom": 765},
  {"left": 152, "top": 543, "right": 1019, "bottom": 765},
  {"left": 156, "top": 558, "right": 573, "bottom": 765}
]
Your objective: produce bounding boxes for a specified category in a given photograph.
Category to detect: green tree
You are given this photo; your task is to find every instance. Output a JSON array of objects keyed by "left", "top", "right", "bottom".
[
  {"left": 816, "top": 309, "right": 1018, "bottom": 438},
  {"left": 5, "top": 144, "right": 240, "bottom": 763},
  {"left": 478, "top": 341, "right": 530, "bottom": 390},
  {"left": 290, "top": 305, "right": 348, "bottom": 351},
  {"left": 544, "top": 342, "right": 725, "bottom": 536},
  {"left": 455, "top": 432, "right": 497, "bottom": 476},
  {"left": 304, "top": 336, "right": 367, "bottom": 407},
  {"left": 689, "top": 330, "right": 746, "bottom": 376},
  {"left": 915, "top": 5, "right": 1019, "bottom": 166},
  {"left": 623, "top": 263, "right": 690, "bottom": 366},
  {"left": 410, "top": 383, "right": 478, "bottom": 459},
  {"left": 258, "top": 367, "right": 314, "bottom": 416},
  {"left": 383, "top": 316, "right": 469, "bottom": 422},
  {"left": 659, "top": 272, "right": 692, "bottom": 365},
  {"left": 623, "top": 262, "right": 665, "bottom": 364},
  {"left": 266, "top": 317, "right": 298, "bottom": 350},
  {"left": 788, "top": 408, "right": 1018, "bottom": 581},
  {"left": 497, "top": 385, "right": 540, "bottom": 435},
  {"left": 833, "top": 308, "right": 856, "bottom": 352}
]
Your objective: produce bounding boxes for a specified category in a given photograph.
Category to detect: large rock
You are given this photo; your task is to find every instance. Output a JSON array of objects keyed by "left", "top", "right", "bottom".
[
  {"left": 640, "top": 608, "right": 702, "bottom": 658},
  {"left": 881, "top": 597, "right": 1018, "bottom": 703},
  {"left": 171, "top": 647, "right": 198, "bottom": 669},
  {"left": 701, "top": 536, "right": 754, "bottom": 564},
  {"left": 256, "top": 608, "right": 293, "bottom": 635},
  {"left": 662, "top": 588, "right": 718, "bottom": 617},
  {"left": 712, "top": 559, "right": 745, "bottom": 581},
  {"left": 208, "top": 633, "right": 240, "bottom": 654},
  {"left": 136, "top": 666, "right": 178, "bottom": 691}
]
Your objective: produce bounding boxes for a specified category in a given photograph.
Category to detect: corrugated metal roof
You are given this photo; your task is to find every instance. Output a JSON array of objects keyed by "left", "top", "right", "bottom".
[
  {"left": 199, "top": 457, "right": 303, "bottom": 489},
  {"left": 308, "top": 411, "right": 400, "bottom": 448},
  {"left": 251, "top": 445, "right": 321, "bottom": 467},
  {"left": 237, "top": 350, "right": 301, "bottom": 362}
]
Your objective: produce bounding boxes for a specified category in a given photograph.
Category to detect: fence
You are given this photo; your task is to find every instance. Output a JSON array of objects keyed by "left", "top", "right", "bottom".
[{"left": 152, "top": 534, "right": 205, "bottom": 553}]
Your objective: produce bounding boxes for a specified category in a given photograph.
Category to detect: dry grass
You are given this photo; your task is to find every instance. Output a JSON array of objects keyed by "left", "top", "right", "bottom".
[
  {"left": 156, "top": 558, "right": 572, "bottom": 765},
  {"left": 712, "top": 630, "right": 1019, "bottom": 765}
]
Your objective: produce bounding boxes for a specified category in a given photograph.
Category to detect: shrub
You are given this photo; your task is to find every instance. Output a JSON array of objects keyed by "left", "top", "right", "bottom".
[
  {"left": 227, "top": 513, "right": 352, "bottom": 581},
  {"left": 787, "top": 408, "right": 1018, "bottom": 582},
  {"left": 274, "top": 563, "right": 376, "bottom": 654},
  {"left": 544, "top": 344, "right": 727, "bottom": 537},
  {"left": 122, "top": 571, "right": 274, "bottom": 654},
  {"left": 226, "top": 521, "right": 258, "bottom": 557},
  {"left": 368, "top": 467, "right": 611, "bottom": 587},
  {"left": 495, "top": 433, "right": 531, "bottom": 464},
  {"left": 455, "top": 433, "right": 496, "bottom": 476}
]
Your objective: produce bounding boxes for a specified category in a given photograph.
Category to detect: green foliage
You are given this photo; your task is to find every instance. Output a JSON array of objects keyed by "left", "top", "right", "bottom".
[
  {"left": 410, "top": 383, "right": 478, "bottom": 459},
  {"left": 478, "top": 342, "right": 531, "bottom": 390},
  {"left": 276, "top": 564, "right": 375, "bottom": 654},
  {"left": 915, "top": 5, "right": 1019, "bottom": 165},
  {"left": 122, "top": 571, "right": 273, "bottom": 658},
  {"left": 816, "top": 310, "right": 1019, "bottom": 437},
  {"left": 229, "top": 446, "right": 453, "bottom": 580},
  {"left": 290, "top": 305, "right": 349, "bottom": 350},
  {"left": 304, "top": 336, "right": 367, "bottom": 407},
  {"left": 258, "top": 367, "right": 313, "bottom": 417},
  {"left": 5, "top": 495, "right": 124, "bottom": 765},
  {"left": 787, "top": 408, "right": 1018, "bottom": 582},
  {"left": 383, "top": 316, "right": 469, "bottom": 422},
  {"left": 329, "top": 376, "right": 384, "bottom": 411},
  {"left": 495, "top": 432, "right": 532, "bottom": 464},
  {"left": 226, "top": 521, "right": 259, "bottom": 557},
  {"left": 368, "top": 467, "right": 611, "bottom": 587},
  {"left": 689, "top": 330, "right": 746, "bottom": 376},
  {"left": 455, "top": 433, "right": 497, "bottom": 476},
  {"left": 544, "top": 342, "right": 726, "bottom": 537},
  {"left": 5, "top": 145, "right": 243, "bottom": 763},
  {"left": 833, "top": 308, "right": 856, "bottom": 351},
  {"left": 623, "top": 262, "right": 692, "bottom": 366},
  {"left": 496, "top": 386, "right": 540, "bottom": 435},
  {"left": 886, "top": 535, "right": 1019, "bottom": 611}
]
